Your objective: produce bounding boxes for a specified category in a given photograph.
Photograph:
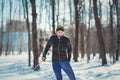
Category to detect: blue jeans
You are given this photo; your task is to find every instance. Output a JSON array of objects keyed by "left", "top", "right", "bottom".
[{"left": 52, "top": 61, "right": 76, "bottom": 80}]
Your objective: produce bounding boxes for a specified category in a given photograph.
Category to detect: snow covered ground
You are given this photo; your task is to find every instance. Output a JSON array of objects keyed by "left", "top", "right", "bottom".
[{"left": 0, "top": 53, "right": 120, "bottom": 80}]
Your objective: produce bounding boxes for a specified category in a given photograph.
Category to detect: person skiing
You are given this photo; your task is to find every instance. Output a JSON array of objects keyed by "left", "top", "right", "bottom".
[{"left": 41, "top": 25, "right": 76, "bottom": 80}]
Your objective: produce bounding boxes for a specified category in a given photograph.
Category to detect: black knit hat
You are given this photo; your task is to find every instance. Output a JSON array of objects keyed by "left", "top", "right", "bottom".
[{"left": 56, "top": 25, "right": 64, "bottom": 31}]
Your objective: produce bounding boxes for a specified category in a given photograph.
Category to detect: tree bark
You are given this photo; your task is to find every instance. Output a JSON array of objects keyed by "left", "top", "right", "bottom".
[
  {"left": 57, "top": 0, "right": 60, "bottom": 25},
  {"left": 25, "top": 0, "right": 31, "bottom": 67},
  {"left": 93, "top": 0, "right": 107, "bottom": 65},
  {"left": 114, "top": 0, "right": 120, "bottom": 61},
  {"left": 30, "top": 0, "right": 40, "bottom": 71},
  {"left": 5, "top": 34, "right": 9, "bottom": 55},
  {"left": 98, "top": 0, "right": 102, "bottom": 59},
  {"left": 80, "top": 9, "right": 85, "bottom": 58},
  {"left": 63, "top": 0, "right": 65, "bottom": 26},
  {"left": 86, "top": 0, "right": 92, "bottom": 63},
  {"left": 73, "top": 0, "right": 79, "bottom": 62},
  {"left": 19, "top": 33, "right": 23, "bottom": 55},
  {"left": 0, "top": 0, "right": 4, "bottom": 55},
  {"left": 69, "top": 0, "right": 72, "bottom": 24},
  {"left": 109, "top": 0, "right": 116, "bottom": 63},
  {"left": 51, "top": 0, "right": 55, "bottom": 34},
  {"left": 9, "top": 0, "right": 12, "bottom": 23},
  {"left": 5, "top": 0, "right": 12, "bottom": 55}
]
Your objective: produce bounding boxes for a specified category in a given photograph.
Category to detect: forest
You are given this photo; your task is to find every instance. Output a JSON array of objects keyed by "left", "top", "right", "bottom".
[{"left": 0, "top": 0, "right": 120, "bottom": 71}]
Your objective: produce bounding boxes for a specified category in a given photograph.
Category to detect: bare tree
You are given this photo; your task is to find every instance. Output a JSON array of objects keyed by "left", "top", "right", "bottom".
[
  {"left": 79, "top": 0, "right": 85, "bottom": 58},
  {"left": 109, "top": 0, "right": 116, "bottom": 63},
  {"left": 30, "top": 0, "right": 40, "bottom": 71},
  {"left": 63, "top": 0, "right": 65, "bottom": 26},
  {"left": 24, "top": 0, "right": 31, "bottom": 66},
  {"left": 69, "top": 0, "right": 72, "bottom": 24},
  {"left": 93, "top": 0, "right": 107, "bottom": 65},
  {"left": 57, "top": 0, "right": 60, "bottom": 25},
  {"left": 12, "top": 32, "right": 15, "bottom": 55},
  {"left": 98, "top": 0, "right": 103, "bottom": 59},
  {"left": 9, "top": 0, "right": 12, "bottom": 23},
  {"left": 86, "top": 0, "right": 92, "bottom": 63},
  {"left": 114, "top": 0, "right": 120, "bottom": 61},
  {"left": 18, "top": 33, "right": 23, "bottom": 55},
  {"left": 73, "top": 0, "right": 79, "bottom": 62},
  {"left": 0, "top": 0, "right": 4, "bottom": 55},
  {"left": 79, "top": 24, "right": 85, "bottom": 58},
  {"left": 5, "top": 0, "right": 12, "bottom": 55},
  {"left": 5, "top": 34, "right": 9, "bottom": 55},
  {"left": 51, "top": 0, "right": 55, "bottom": 34}
]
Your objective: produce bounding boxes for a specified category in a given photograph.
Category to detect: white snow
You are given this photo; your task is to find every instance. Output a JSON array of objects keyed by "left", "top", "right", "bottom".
[{"left": 0, "top": 53, "right": 120, "bottom": 80}]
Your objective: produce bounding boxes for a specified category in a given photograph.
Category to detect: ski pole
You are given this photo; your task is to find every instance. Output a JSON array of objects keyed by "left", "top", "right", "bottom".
[{"left": 34, "top": 60, "right": 42, "bottom": 70}]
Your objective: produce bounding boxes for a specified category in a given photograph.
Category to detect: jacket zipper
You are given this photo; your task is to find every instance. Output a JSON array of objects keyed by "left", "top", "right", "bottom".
[{"left": 58, "top": 37, "right": 61, "bottom": 62}]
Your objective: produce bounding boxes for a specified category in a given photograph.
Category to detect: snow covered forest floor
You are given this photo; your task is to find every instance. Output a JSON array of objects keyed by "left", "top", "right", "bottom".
[{"left": 0, "top": 53, "right": 120, "bottom": 80}]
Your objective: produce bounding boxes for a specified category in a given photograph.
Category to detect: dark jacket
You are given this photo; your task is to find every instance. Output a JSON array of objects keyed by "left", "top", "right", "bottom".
[{"left": 43, "top": 34, "right": 72, "bottom": 62}]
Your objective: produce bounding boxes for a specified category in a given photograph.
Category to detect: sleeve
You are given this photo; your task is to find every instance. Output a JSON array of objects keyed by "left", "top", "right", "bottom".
[
  {"left": 67, "top": 39, "right": 72, "bottom": 61},
  {"left": 43, "top": 36, "right": 53, "bottom": 55},
  {"left": 67, "top": 39, "right": 72, "bottom": 54}
]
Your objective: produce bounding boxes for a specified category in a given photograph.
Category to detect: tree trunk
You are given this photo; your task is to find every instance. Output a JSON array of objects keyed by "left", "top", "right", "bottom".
[
  {"left": 25, "top": 0, "right": 31, "bottom": 67},
  {"left": 5, "top": 34, "right": 9, "bottom": 55},
  {"left": 86, "top": 0, "right": 92, "bottom": 63},
  {"left": 12, "top": 33, "right": 15, "bottom": 55},
  {"left": 57, "top": 0, "right": 60, "bottom": 25},
  {"left": 73, "top": 0, "right": 79, "bottom": 62},
  {"left": 69, "top": 0, "right": 72, "bottom": 24},
  {"left": 19, "top": 33, "right": 23, "bottom": 55},
  {"left": 98, "top": 0, "right": 102, "bottom": 59},
  {"left": 0, "top": 0, "right": 4, "bottom": 55},
  {"left": 5, "top": 0, "right": 12, "bottom": 55},
  {"left": 93, "top": 0, "right": 107, "bottom": 65},
  {"left": 9, "top": 0, "right": 12, "bottom": 23},
  {"left": 109, "top": 1, "right": 116, "bottom": 63},
  {"left": 80, "top": 25, "right": 85, "bottom": 58},
  {"left": 63, "top": 0, "right": 65, "bottom": 26},
  {"left": 114, "top": 0, "right": 120, "bottom": 61},
  {"left": 30, "top": 0, "right": 40, "bottom": 71},
  {"left": 80, "top": 8, "right": 85, "bottom": 58},
  {"left": 86, "top": 26, "right": 90, "bottom": 62},
  {"left": 51, "top": 0, "right": 55, "bottom": 34}
]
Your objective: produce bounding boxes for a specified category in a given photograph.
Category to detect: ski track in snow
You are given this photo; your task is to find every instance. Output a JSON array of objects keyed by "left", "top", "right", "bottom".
[{"left": 0, "top": 54, "right": 120, "bottom": 80}]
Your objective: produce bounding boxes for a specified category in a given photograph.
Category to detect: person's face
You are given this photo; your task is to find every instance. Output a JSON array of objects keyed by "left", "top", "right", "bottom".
[{"left": 56, "top": 30, "right": 64, "bottom": 37}]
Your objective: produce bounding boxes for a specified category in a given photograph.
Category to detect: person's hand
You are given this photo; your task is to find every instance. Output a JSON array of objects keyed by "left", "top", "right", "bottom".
[
  {"left": 42, "top": 53, "right": 46, "bottom": 62},
  {"left": 42, "top": 57, "right": 46, "bottom": 61},
  {"left": 68, "top": 58, "right": 71, "bottom": 62},
  {"left": 68, "top": 53, "right": 71, "bottom": 62}
]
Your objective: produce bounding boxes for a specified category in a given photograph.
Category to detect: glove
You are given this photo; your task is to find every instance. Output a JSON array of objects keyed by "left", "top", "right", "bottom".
[
  {"left": 42, "top": 53, "right": 46, "bottom": 61},
  {"left": 42, "top": 57, "right": 46, "bottom": 62},
  {"left": 68, "top": 58, "right": 71, "bottom": 62},
  {"left": 68, "top": 53, "right": 71, "bottom": 62}
]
